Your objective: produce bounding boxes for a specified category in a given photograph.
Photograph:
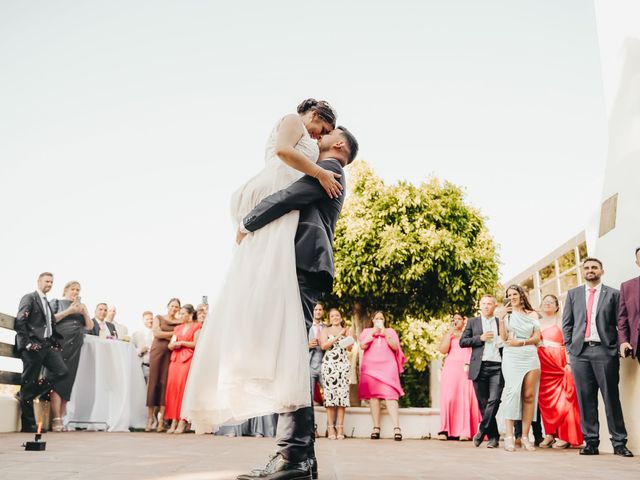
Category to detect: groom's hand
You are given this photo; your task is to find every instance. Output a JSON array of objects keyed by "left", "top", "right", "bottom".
[{"left": 236, "top": 229, "right": 248, "bottom": 245}]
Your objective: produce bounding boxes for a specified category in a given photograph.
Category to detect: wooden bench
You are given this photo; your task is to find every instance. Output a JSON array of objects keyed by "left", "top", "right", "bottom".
[
  {"left": 0, "top": 312, "right": 20, "bottom": 431},
  {"left": 0, "top": 312, "right": 20, "bottom": 385}
]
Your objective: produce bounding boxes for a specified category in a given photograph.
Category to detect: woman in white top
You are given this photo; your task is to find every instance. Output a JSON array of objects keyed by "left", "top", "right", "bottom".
[{"left": 182, "top": 99, "right": 340, "bottom": 433}]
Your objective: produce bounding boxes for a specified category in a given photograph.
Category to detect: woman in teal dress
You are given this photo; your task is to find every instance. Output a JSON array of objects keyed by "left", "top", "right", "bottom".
[{"left": 498, "top": 285, "right": 541, "bottom": 452}]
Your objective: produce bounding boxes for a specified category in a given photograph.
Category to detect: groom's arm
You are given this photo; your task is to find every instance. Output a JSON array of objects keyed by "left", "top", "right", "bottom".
[{"left": 242, "top": 160, "right": 343, "bottom": 233}]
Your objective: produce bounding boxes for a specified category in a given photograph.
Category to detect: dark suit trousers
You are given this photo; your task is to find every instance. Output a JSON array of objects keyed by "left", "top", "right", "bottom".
[
  {"left": 19, "top": 343, "right": 68, "bottom": 428},
  {"left": 276, "top": 271, "right": 321, "bottom": 463},
  {"left": 572, "top": 345, "right": 627, "bottom": 447},
  {"left": 473, "top": 361, "right": 504, "bottom": 440}
]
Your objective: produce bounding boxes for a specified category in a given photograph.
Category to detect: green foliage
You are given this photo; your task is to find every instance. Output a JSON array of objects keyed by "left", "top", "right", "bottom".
[
  {"left": 399, "top": 365, "right": 431, "bottom": 408},
  {"left": 331, "top": 161, "right": 499, "bottom": 373}
]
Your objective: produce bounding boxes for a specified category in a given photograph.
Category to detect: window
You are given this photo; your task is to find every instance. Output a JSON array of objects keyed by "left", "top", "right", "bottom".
[
  {"left": 560, "top": 271, "right": 578, "bottom": 293},
  {"left": 578, "top": 242, "right": 588, "bottom": 262},
  {"left": 558, "top": 250, "right": 576, "bottom": 273},
  {"left": 539, "top": 262, "right": 556, "bottom": 284},
  {"left": 540, "top": 281, "right": 559, "bottom": 298}
]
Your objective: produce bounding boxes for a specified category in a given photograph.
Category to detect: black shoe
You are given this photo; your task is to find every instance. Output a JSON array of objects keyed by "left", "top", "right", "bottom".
[
  {"left": 237, "top": 453, "right": 311, "bottom": 480},
  {"left": 308, "top": 457, "right": 318, "bottom": 480},
  {"left": 486, "top": 438, "right": 499, "bottom": 449},
  {"left": 579, "top": 444, "right": 599, "bottom": 455},
  {"left": 614, "top": 446, "right": 634, "bottom": 457},
  {"left": 473, "top": 431, "right": 484, "bottom": 447}
]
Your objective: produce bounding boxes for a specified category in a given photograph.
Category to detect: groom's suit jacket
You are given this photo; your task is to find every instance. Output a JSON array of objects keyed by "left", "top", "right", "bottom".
[{"left": 243, "top": 158, "right": 346, "bottom": 292}]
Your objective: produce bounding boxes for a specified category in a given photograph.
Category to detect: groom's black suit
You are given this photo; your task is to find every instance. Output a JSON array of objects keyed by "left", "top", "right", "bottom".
[{"left": 243, "top": 158, "right": 346, "bottom": 464}]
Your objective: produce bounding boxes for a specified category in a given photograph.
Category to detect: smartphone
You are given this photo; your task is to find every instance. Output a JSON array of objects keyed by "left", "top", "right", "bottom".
[
  {"left": 504, "top": 299, "right": 511, "bottom": 307},
  {"left": 202, "top": 295, "right": 208, "bottom": 306}
]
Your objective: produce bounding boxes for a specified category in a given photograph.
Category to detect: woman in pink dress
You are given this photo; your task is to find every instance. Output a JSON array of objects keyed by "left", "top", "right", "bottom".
[
  {"left": 359, "top": 311, "right": 407, "bottom": 441},
  {"left": 164, "top": 304, "right": 203, "bottom": 434},
  {"left": 437, "top": 314, "right": 481, "bottom": 441},
  {"left": 537, "top": 294, "right": 583, "bottom": 448}
]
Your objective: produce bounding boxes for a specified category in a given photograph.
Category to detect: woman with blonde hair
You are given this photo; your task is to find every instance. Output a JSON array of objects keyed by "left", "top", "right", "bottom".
[
  {"left": 49, "top": 281, "right": 93, "bottom": 431},
  {"left": 320, "top": 308, "right": 352, "bottom": 440}
]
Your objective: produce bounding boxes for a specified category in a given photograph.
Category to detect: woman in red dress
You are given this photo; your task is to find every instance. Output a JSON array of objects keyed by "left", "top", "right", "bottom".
[
  {"left": 164, "top": 304, "right": 203, "bottom": 434},
  {"left": 537, "top": 294, "right": 583, "bottom": 448}
]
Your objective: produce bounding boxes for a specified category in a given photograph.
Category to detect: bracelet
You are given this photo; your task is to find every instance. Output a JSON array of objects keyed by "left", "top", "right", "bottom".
[
  {"left": 313, "top": 166, "right": 322, "bottom": 179},
  {"left": 522, "top": 340, "right": 526, "bottom": 347}
]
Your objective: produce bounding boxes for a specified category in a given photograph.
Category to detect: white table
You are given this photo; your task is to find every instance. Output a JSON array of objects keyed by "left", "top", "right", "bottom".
[{"left": 64, "top": 335, "right": 147, "bottom": 432}]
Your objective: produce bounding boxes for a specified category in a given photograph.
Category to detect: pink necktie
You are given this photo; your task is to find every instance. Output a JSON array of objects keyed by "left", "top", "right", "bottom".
[
  {"left": 585, "top": 288, "right": 596, "bottom": 339},
  {"left": 316, "top": 326, "right": 321, "bottom": 341}
]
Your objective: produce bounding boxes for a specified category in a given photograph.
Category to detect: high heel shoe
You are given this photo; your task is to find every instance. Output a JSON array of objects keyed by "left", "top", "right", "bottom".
[
  {"left": 144, "top": 416, "right": 154, "bottom": 432},
  {"left": 539, "top": 435, "right": 554, "bottom": 448},
  {"left": 393, "top": 427, "right": 402, "bottom": 441},
  {"left": 522, "top": 437, "right": 536, "bottom": 451},
  {"left": 51, "top": 417, "right": 63, "bottom": 433},
  {"left": 336, "top": 424, "right": 345, "bottom": 440},
  {"left": 167, "top": 420, "right": 178, "bottom": 434},
  {"left": 156, "top": 414, "right": 166, "bottom": 433},
  {"left": 174, "top": 420, "right": 187, "bottom": 434},
  {"left": 327, "top": 425, "right": 337, "bottom": 440},
  {"left": 504, "top": 436, "right": 515, "bottom": 452},
  {"left": 370, "top": 427, "right": 381, "bottom": 440}
]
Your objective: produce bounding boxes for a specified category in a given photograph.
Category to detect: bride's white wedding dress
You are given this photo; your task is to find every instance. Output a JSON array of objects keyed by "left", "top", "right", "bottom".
[{"left": 181, "top": 118, "right": 316, "bottom": 432}]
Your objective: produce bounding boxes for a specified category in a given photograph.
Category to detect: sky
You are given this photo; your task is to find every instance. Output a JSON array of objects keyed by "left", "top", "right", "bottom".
[{"left": 0, "top": 0, "right": 608, "bottom": 334}]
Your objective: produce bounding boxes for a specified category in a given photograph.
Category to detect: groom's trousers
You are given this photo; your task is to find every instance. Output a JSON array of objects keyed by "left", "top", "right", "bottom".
[{"left": 276, "top": 270, "right": 321, "bottom": 463}]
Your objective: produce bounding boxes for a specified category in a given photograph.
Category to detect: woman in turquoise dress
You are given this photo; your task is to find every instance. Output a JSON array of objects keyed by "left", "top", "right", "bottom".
[{"left": 498, "top": 285, "right": 541, "bottom": 452}]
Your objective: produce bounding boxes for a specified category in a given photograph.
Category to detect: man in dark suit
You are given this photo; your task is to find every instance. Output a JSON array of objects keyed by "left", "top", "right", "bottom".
[
  {"left": 15, "top": 272, "right": 68, "bottom": 432},
  {"left": 562, "top": 257, "right": 632, "bottom": 457},
  {"left": 459, "top": 294, "right": 504, "bottom": 449},
  {"left": 618, "top": 247, "right": 640, "bottom": 360},
  {"left": 235, "top": 126, "right": 358, "bottom": 480},
  {"left": 87, "top": 302, "right": 118, "bottom": 338}
]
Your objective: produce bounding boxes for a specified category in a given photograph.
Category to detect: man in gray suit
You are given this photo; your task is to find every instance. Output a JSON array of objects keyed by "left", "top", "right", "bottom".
[
  {"left": 308, "top": 302, "right": 325, "bottom": 400},
  {"left": 562, "top": 257, "right": 632, "bottom": 457},
  {"left": 236, "top": 126, "right": 358, "bottom": 480}
]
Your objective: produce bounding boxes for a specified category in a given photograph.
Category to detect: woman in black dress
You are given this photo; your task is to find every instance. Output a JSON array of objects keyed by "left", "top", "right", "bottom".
[{"left": 50, "top": 281, "right": 93, "bottom": 432}]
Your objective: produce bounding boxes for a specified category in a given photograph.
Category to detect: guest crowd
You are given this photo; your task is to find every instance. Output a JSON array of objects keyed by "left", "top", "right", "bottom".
[{"left": 13, "top": 247, "right": 640, "bottom": 457}]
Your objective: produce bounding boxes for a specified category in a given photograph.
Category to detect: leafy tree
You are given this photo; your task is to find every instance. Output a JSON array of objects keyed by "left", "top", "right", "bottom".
[{"left": 331, "top": 161, "right": 499, "bottom": 375}]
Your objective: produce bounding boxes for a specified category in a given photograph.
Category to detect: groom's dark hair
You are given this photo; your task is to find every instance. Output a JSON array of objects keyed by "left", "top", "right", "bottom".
[{"left": 336, "top": 126, "right": 359, "bottom": 165}]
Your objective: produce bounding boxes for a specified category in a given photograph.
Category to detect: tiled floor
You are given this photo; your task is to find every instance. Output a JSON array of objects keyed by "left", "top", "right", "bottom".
[{"left": 0, "top": 432, "right": 638, "bottom": 479}]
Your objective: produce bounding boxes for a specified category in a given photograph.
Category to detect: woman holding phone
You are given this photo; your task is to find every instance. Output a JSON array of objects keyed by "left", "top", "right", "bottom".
[
  {"left": 320, "top": 308, "right": 353, "bottom": 440},
  {"left": 358, "top": 311, "right": 406, "bottom": 441},
  {"left": 49, "top": 281, "right": 93, "bottom": 432},
  {"left": 498, "top": 285, "right": 541, "bottom": 452}
]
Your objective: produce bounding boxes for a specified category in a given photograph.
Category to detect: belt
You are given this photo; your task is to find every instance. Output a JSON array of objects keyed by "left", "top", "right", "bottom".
[{"left": 585, "top": 341, "right": 601, "bottom": 347}]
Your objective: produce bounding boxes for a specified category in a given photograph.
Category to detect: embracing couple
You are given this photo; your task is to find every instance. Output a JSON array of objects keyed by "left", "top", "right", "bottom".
[{"left": 181, "top": 98, "right": 359, "bottom": 480}]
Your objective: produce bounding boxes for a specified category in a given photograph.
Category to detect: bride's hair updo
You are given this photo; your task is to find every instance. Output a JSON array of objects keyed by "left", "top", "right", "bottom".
[{"left": 297, "top": 98, "right": 337, "bottom": 128}]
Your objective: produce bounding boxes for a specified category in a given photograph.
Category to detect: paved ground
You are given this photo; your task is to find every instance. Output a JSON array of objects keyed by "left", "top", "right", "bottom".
[{"left": 1, "top": 432, "right": 638, "bottom": 480}]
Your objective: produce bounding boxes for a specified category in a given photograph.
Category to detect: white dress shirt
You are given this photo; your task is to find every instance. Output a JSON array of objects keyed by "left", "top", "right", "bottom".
[
  {"left": 36, "top": 289, "right": 52, "bottom": 337},
  {"left": 481, "top": 316, "right": 502, "bottom": 362},
  {"left": 585, "top": 282, "right": 602, "bottom": 342}
]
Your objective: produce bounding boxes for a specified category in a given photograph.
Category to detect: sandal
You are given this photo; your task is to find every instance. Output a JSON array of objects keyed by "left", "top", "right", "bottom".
[
  {"left": 370, "top": 427, "right": 381, "bottom": 440},
  {"left": 51, "top": 417, "right": 63, "bottom": 433},
  {"left": 144, "top": 416, "right": 154, "bottom": 432},
  {"left": 522, "top": 437, "right": 536, "bottom": 452},
  {"left": 336, "top": 424, "right": 345, "bottom": 440},
  {"left": 156, "top": 414, "right": 166, "bottom": 433},
  {"left": 393, "top": 427, "right": 402, "bottom": 441},
  {"left": 327, "top": 425, "right": 337, "bottom": 440},
  {"left": 174, "top": 420, "right": 187, "bottom": 434},
  {"left": 504, "top": 436, "right": 515, "bottom": 452},
  {"left": 539, "top": 435, "right": 554, "bottom": 448}
]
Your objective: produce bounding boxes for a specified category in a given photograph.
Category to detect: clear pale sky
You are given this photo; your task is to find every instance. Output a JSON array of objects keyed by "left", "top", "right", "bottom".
[{"left": 0, "top": 1, "right": 607, "bottom": 333}]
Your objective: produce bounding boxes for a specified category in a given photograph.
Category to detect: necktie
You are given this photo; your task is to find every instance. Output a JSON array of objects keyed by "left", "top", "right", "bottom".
[
  {"left": 585, "top": 288, "right": 596, "bottom": 339},
  {"left": 315, "top": 325, "right": 321, "bottom": 342},
  {"left": 43, "top": 295, "right": 52, "bottom": 337}
]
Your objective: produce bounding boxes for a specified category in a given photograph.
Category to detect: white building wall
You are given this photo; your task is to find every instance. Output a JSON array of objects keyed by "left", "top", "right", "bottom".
[{"left": 593, "top": 0, "right": 640, "bottom": 452}]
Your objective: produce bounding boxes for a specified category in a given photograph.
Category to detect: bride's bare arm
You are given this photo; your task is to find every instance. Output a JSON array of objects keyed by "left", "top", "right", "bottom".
[{"left": 275, "top": 114, "right": 342, "bottom": 198}]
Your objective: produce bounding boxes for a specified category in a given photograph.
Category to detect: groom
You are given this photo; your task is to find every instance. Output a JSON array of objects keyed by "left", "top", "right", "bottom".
[{"left": 236, "top": 126, "right": 358, "bottom": 480}]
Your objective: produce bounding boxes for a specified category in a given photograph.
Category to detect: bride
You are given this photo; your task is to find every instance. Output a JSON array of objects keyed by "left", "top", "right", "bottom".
[{"left": 181, "top": 99, "right": 340, "bottom": 432}]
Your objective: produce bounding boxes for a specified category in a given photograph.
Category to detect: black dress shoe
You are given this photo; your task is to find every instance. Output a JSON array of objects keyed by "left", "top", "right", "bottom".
[
  {"left": 579, "top": 445, "right": 599, "bottom": 455},
  {"left": 614, "top": 446, "right": 634, "bottom": 457},
  {"left": 237, "top": 453, "right": 311, "bottom": 480},
  {"left": 473, "top": 431, "right": 484, "bottom": 447},
  {"left": 486, "top": 438, "right": 499, "bottom": 449},
  {"left": 308, "top": 457, "right": 318, "bottom": 480}
]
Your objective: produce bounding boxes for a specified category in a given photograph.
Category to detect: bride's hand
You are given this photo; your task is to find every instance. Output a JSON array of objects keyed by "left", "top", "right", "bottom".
[
  {"left": 236, "top": 229, "right": 247, "bottom": 245},
  {"left": 314, "top": 167, "right": 342, "bottom": 199}
]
